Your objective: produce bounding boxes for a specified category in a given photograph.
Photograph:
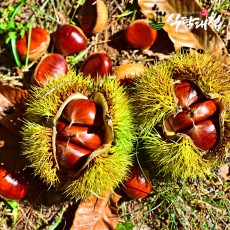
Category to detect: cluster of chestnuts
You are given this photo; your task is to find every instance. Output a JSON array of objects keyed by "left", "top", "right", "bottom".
[
  {"left": 165, "top": 81, "right": 219, "bottom": 150},
  {"left": 15, "top": 0, "right": 157, "bottom": 201},
  {"left": 56, "top": 99, "right": 104, "bottom": 170},
  {"left": 15, "top": 0, "right": 156, "bottom": 86}
]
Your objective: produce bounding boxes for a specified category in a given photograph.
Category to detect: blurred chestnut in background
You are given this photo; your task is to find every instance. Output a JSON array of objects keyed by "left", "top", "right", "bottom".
[
  {"left": 125, "top": 19, "right": 157, "bottom": 49},
  {"left": 78, "top": 0, "right": 108, "bottom": 35},
  {"left": 121, "top": 166, "right": 152, "bottom": 199},
  {"left": 53, "top": 24, "right": 87, "bottom": 55},
  {"left": 16, "top": 28, "right": 50, "bottom": 61},
  {"left": 57, "top": 121, "right": 103, "bottom": 150},
  {"left": 56, "top": 140, "right": 92, "bottom": 169},
  {"left": 80, "top": 53, "right": 112, "bottom": 79},
  {"left": 31, "top": 53, "right": 68, "bottom": 86},
  {"left": 0, "top": 166, "right": 28, "bottom": 200}
]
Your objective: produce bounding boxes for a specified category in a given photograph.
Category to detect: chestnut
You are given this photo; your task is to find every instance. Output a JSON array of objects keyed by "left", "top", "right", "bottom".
[
  {"left": 0, "top": 166, "right": 28, "bottom": 200},
  {"left": 56, "top": 140, "right": 92, "bottom": 169},
  {"left": 31, "top": 53, "right": 68, "bottom": 86},
  {"left": 52, "top": 24, "right": 87, "bottom": 56},
  {"left": 191, "top": 100, "right": 217, "bottom": 124},
  {"left": 62, "top": 99, "right": 103, "bottom": 126},
  {"left": 174, "top": 81, "right": 200, "bottom": 108},
  {"left": 121, "top": 166, "right": 152, "bottom": 199},
  {"left": 125, "top": 19, "right": 157, "bottom": 49},
  {"left": 80, "top": 53, "right": 112, "bottom": 79},
  {"left": 16, "top": 28, "right": 50, "bottom": 61},
  {"left": 167, "top": 100, "right": 217, "bottom": 132},
  {"left": 56, "top": 121, "right": 103, "bottom": 150},
  {"left": 78, "top": 0, "right": 108, "bottom": 35},
  {"left": 185, "top": 120, "right": 217, "bottom": 150},
  {"left": 115, "top": 63, "right": 147, "bottom": 86}
]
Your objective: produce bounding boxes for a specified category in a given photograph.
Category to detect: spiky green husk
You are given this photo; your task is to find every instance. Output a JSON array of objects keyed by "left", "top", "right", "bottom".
[
  {"left": 132, "top": 53, "right": 230, "bottom": 180},
  {"left": 143, "top": 128, "right": 211, "bottom": 179},
  {"left": 131, "top": 61, "right": 177, "bottom": 131},
  {"left": 22, "top": 121, "right": 59, "bottom": 183},
  {"left": 22, "top": 71, "right": 135, "bottom": 199}
]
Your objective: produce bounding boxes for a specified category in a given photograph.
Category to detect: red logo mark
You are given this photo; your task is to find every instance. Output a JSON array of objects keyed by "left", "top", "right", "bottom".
[{"left": 202, "top": 9, "right": 209, "bottom": 16}]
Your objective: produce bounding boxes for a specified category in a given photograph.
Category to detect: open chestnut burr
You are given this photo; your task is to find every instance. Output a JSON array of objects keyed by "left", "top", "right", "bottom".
[
  {"left": 80, "top": 53, "right": 112, "bottom": 79},
  {"left": 164, "top": 81, "right": 221, "bottom": 151},
  {"left": 78, "top": 0, "right": 108, "bottom": 35},
  {"left": 121, "top": 166, "right": 152, "bottom": 199},
  {"left": 16, "top": 28, "right": 50, "bottom": 61},
  {"left": 125, "top": 19, "right": 157, "bottom": 49},
  {"left": 131, "top": 53, "right": 230, "bottom": 180},
  {"left": 31, "top": 53, "right": 68, "bottom": 86},
  {"left": 22, "top": 70, "right": 135, "bottom": 199},
  {"left": 0, "top": 166, "right": 28, "bottom": 200},
  {"left": 52, "top": 24, "right": 87, "bottom": 55}
]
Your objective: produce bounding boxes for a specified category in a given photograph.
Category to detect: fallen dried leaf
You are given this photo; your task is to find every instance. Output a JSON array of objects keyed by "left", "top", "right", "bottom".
[
  {"left": 138, "top": 0, "right": 228, "bottom": 57},
  {"left": 219, "top": 164, "right": 230, "bottom": 181},
  {"left": 0, "top": 82, "right": 28, "bottom": 135},
  {"left": 71, "top": 191, "right": 121, "bottom": 230},
  {"left": 0, "top": 126, "right": 27, "bottom": 169}
]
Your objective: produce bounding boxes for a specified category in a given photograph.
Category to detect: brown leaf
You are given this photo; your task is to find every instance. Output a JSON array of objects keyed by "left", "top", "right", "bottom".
[
  {"left": 71, "top": 191, "right": 121, "bottom": 230},
  {"left": 219, "top": 164, "right": 230, "bottom": 181},
  {"left": 138, "top": 0, "right": 228, "bottom": 57},
  {"left": 0, "top": 82, "right": 28, "bottom": 135},
  {"left": 0, "top": 126, "right": 27, "bottom": 169}
]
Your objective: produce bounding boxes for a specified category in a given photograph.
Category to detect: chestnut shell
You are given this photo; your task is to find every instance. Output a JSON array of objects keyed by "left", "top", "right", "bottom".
[{"left": 32, "top": 53, "right": 68, "bottom": 86}]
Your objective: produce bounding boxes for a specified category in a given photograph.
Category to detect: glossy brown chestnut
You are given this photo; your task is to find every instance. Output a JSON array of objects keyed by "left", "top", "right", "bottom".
[
  {"left": 167, "top": 100, "right": 217, "bottom": 132},
  {"left": 0, "top": 166, "right": 28, "bottom": 200},
  {"left": 63, "top": 99, "right": 103, "bottom": 126},
  {"left": 78, "top": 0, "right": 108, "bottom": 35},
  {"left": 56, "top": 140, "right": 92, "bottom": 169},
  {"left": 31, "top": 53, "right": 68, "bottom": 86},
  {"left": 16, "top": 28, "right": 50, "bottom": 61},
  {"left": 56, "top": 121, "right": 103, "bottom": 150},
  {"left": 121, "top": 166, "right": 152, "bottom": 199},
  {"left": 53, "top": 24, "right": 87, "bottom": 55},
  {"left": 185, "top": 120, "right": 217, "bottom": 150},
  {"left": 80, "top": 53, "right": 112, "bottom": 79},
  {"left": 174, "top": 81, "right": 200, "bottom": 108},
  {"left": 125, "top": 19, "right": 157, "bottom": 49}
]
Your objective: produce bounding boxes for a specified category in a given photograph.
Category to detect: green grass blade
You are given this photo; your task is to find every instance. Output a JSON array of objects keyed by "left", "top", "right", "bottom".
[
  {"left": 25, "top": 25, "right": 32, "bottom": 67},
  {"left": 35, "top": 205, "right": 43, "bottom": 230},
  {"left": 9, "top": 2, "right": 24, "bottom": 67},
  {"left": 48, "top": 205, "right": 64, "bottom": 230}
]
